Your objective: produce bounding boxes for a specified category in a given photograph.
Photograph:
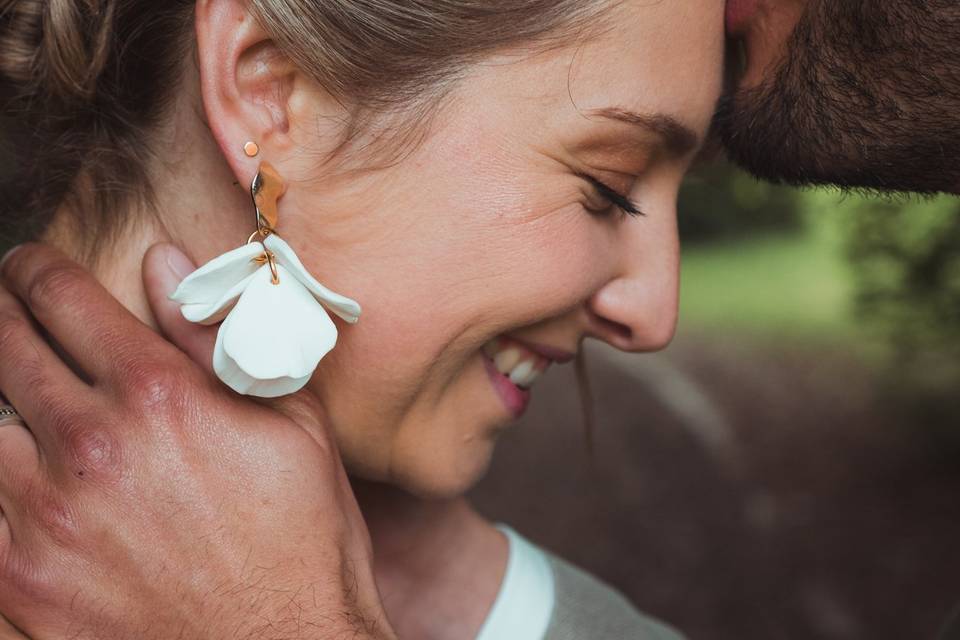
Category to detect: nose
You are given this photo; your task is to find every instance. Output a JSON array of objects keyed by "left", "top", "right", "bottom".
[{"left": 585, "top": 204, "right": 680, "bottom": 353}]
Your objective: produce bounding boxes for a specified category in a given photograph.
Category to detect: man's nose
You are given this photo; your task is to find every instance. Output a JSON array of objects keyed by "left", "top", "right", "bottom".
[{"left": 585, "top": 208, "right": 680, "bottom": 353}]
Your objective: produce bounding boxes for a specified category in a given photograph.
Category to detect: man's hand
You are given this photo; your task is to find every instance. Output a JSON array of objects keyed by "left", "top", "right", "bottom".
[{"left": 0, "top": 243, "right": 395, "bottom": 639}]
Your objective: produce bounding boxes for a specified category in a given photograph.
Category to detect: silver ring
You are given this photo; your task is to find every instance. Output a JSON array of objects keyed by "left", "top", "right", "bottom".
[{"left": 0, "top": 405, "right": 20, "bottom": 421}]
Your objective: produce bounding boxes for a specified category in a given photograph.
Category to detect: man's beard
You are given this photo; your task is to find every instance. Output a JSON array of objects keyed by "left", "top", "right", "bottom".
[{"left": 715, "top": 0, "right": 960, "bottom": 194}]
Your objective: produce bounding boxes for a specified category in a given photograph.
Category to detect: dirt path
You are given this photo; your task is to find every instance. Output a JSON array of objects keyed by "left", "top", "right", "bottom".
[{"left": 469, "top": 333, "right": 960, "bottom": 640}]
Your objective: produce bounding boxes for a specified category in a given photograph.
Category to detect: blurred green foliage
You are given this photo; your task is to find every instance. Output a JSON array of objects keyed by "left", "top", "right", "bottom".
[
  {"left": 678, "top": 162, "right": 805, "bottom": 243},
  {"left": 835, "top": 193, "right": 960, "bottom": 423},
  {"left": 679, "top": 162, "right": 960, "bottom": 425},
  {"left": 679, "top": 164, "right": 856, "bottom": 341},
  {"left": 679, "top": 224, "right": 853, "bottom": 340}
]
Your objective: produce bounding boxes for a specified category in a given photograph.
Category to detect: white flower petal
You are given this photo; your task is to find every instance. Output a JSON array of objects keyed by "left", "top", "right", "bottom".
[
  {"left": 213, "top": 317, "right": 313, "bottom": 397},
  {"left": 263, "top": 234, "right": 361, "bottom": 323},
  {"left": 169, "top": 243, "right": 265, "bottom": 305},
  {"left": 180, "top": 270, "right": 260, "bottom": 325},
  {"left": 222, "top": 264, "right": 338, "bottom": 382}
]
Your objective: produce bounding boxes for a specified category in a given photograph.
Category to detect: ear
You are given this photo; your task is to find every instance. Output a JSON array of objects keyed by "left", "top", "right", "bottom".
[{"left": 194, "top": 0, "right": 310, "bottom": 187}]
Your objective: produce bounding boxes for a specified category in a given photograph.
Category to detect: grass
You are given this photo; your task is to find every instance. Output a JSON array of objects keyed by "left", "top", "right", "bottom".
[{"left": 678, "top": 218, "right": 859, "bottom": 342}]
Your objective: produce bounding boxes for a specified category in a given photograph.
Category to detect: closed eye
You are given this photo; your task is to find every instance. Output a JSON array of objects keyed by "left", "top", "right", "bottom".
[{"left": 580, "top": 173, "right": 645, "bottom": 218}]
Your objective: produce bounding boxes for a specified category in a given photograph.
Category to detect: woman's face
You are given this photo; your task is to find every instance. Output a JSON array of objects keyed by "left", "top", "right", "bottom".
[{"left": 273, "top": 0, "right": 725, "bottom": 497}]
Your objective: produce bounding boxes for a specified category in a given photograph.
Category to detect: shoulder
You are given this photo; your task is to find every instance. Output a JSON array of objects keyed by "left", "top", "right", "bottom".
[{"left": 542, "top": 551, "right": 686, "bottom": 640}]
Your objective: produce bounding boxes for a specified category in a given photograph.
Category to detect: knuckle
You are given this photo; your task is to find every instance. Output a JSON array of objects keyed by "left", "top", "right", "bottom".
[
  {"left": 20, "top": 391, "right": 123, "bottom": 483},
  {"left": 27, "top": 488, "right": 80, "bottom": 548},
  {"left": 25, "top": 261, "right": 84, "bottom": 311},
  {"left": 63, "top": 425, "right": 122, "bottom": 482},
  {"left": 122, "top": 362, "right": 190, "bottom": 418}
]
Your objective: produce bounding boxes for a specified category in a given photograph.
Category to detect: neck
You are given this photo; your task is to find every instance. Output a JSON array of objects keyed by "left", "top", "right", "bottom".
[
  {"left": 41, "top": 194, "right": 505, "bottom": 640},
  {"left": 42, "top": 212, "right": 171, "bottom": 329},
  {"left": 351, "top": 479, "right": 506, "bottom": 639},
  {"left": 40, "top": 80, "right": 257, "bottom": 325}
]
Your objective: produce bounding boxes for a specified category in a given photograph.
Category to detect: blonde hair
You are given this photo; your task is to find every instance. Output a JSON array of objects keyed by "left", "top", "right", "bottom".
[{"left": 0, "top": 0, "right": 613, "bottom": 253}]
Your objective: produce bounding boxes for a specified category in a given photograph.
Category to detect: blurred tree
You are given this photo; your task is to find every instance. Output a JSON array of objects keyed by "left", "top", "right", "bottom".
[
  {"left": 678, "top": 162, "right": 804, "bottom": 243},
  {"left": 680, "top": 159, "right": 960, "bottom": 428},
  {"left": 839, "top": 193, "right": 960, "bottom": 427}
]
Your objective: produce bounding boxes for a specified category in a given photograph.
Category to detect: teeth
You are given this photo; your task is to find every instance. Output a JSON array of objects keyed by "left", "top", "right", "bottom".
[
  {"left": 484, "top": 337, "right": 549, "bottom": 389},
  {"left": 508, "top": 360, "right": 539, "bottom": 388},
  {"left": 494, "top": 347, "right": 522, "bottom": 374}
]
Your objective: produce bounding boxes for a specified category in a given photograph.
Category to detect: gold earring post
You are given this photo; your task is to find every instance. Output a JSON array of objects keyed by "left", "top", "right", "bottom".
[{"left": 250, "top": 161, "right": 286, "bottom": 236}]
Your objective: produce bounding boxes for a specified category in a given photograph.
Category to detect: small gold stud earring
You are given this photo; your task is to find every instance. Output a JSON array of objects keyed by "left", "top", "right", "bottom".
[{"left": 243, "top": 141, "right": 260, "bottom": 158}]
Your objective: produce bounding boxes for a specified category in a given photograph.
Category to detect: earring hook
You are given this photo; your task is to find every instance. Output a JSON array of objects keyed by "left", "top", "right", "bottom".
[{"left": 250, "top": 161, "right": 287, "bottom": 237}]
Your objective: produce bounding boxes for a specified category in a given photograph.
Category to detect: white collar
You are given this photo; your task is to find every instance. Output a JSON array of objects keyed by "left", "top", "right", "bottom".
[{"left": 475, "top": 524, "right": 556, "bottom": 640}]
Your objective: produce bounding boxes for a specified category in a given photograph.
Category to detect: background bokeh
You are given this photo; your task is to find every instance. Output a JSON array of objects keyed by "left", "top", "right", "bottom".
[{"left": 471, "top": 163, "right": 960, "bottom": 640}]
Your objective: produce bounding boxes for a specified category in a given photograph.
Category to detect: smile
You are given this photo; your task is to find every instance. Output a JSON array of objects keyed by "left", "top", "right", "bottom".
[
  {"left": 483, "top": 336, "right": 552, "bottom": 390},
  {"left": 481, "top": 335, "right": 573, "bottom": 419}
]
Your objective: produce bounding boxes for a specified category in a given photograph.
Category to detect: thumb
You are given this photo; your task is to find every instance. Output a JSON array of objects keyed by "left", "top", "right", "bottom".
[
  {"left": 143, "top": 243, "right": 332, "bottom": 439},
  {"left": 142, "top": 243, "right": 218, "bottom": 374}
]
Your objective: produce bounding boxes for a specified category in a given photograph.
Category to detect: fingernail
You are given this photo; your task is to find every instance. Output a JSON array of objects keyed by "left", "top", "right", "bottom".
[
  {"left": 164, "top": 246, "right": 196, "bottom": 280},
  {"left": 0, "top": 244, "right": 23, "bottom": 271}
]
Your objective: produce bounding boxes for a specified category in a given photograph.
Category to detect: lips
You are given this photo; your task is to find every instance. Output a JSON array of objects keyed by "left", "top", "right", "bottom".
[
  {"left": 482, "top": 355, "right": 531, "bottom": 419},
  {"left": 726, "top": 0, "right": 758, "bottom": 36},
  {"left": 480, "top": 335, "right": 575, "bottom": 419}
]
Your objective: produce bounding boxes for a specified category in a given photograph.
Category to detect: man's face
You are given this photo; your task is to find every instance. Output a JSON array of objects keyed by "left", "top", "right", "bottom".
[{"left": 716, "top": 0, "right": 960, "bottom": 194}]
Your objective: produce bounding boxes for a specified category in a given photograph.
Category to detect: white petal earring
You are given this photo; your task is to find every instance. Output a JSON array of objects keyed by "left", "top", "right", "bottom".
[{"left": 169, "top": 144, "right": 361, "bottom": 398}]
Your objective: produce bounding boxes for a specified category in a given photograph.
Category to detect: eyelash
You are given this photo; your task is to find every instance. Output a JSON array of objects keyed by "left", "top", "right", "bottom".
[{"left": 580, "top": 174, "right": 645, "bottom": 218}]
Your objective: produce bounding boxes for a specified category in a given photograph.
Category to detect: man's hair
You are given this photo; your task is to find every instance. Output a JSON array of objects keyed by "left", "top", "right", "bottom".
[{"left": 715, "top": 0, "right": 960, "bottom": 195}]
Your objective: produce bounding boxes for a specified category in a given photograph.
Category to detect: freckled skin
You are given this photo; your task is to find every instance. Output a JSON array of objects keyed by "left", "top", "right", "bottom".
[
  {"left": 48, "top": 2, "right": 725, "bottom": 499},
  {"left": 271, "top": 0, "right": 726, "bottom": 498}
]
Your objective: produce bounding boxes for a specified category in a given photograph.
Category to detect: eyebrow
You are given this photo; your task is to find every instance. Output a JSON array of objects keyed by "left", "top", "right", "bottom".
[{"left": 583, "top": 107, "right": 701, "bottom": 157}]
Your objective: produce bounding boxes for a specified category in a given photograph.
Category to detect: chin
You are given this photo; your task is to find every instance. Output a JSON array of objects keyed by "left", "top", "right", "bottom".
[{"left": 394, "top": 439, "right": 499, "bottom": 500}]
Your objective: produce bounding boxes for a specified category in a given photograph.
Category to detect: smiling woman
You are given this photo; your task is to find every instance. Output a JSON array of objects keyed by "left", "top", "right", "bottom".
[{"left": 0, "top": 0, "right": 724, "bottom": 638}]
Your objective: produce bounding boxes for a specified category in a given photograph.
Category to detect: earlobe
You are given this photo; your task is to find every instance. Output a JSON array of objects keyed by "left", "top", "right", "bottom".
[{"left": 194, "top": 0, "right": 296, "bottom": 185}]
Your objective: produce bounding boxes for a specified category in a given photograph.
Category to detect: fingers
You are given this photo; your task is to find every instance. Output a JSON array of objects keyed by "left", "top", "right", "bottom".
[
  {"left": 0, "top": 418, "right": 41, "bottom": 533},
  {"left": 0, "top": 615, "right": 29, "bottom": 639},
  {"left": 146, "top": 242, "right": 339, "bottom": 453},
  {"left": 0, "top": 243, "right": 176, "bottom": 386},
  {"left": 0, "top": 385, "right": 42, "bottom": 535},
  {"left": 143, "top": 243, "right": 217, "bottom": 374},
  {"left": 146, "top": 244, "right": 340, "bottom": 452},
  {"left": 0, "top": 287, "right": 88, "bottom": 456}
]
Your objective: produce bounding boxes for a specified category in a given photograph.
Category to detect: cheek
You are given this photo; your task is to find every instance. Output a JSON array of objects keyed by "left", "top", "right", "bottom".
[
  {"left": 296, "top": 128, "right": 615, "bottom": 481},
  {"left": 490, "top": 216, "right": 606, "bottom": 313},
  {"left": 340, "top": 163, "right": 605, "bottom": 368},
  {"left": 311, "top": 200, "right": 605, "bottom": 454},
  {"left": 343, "top": 211, "right": 600, "bottom": 372}
]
